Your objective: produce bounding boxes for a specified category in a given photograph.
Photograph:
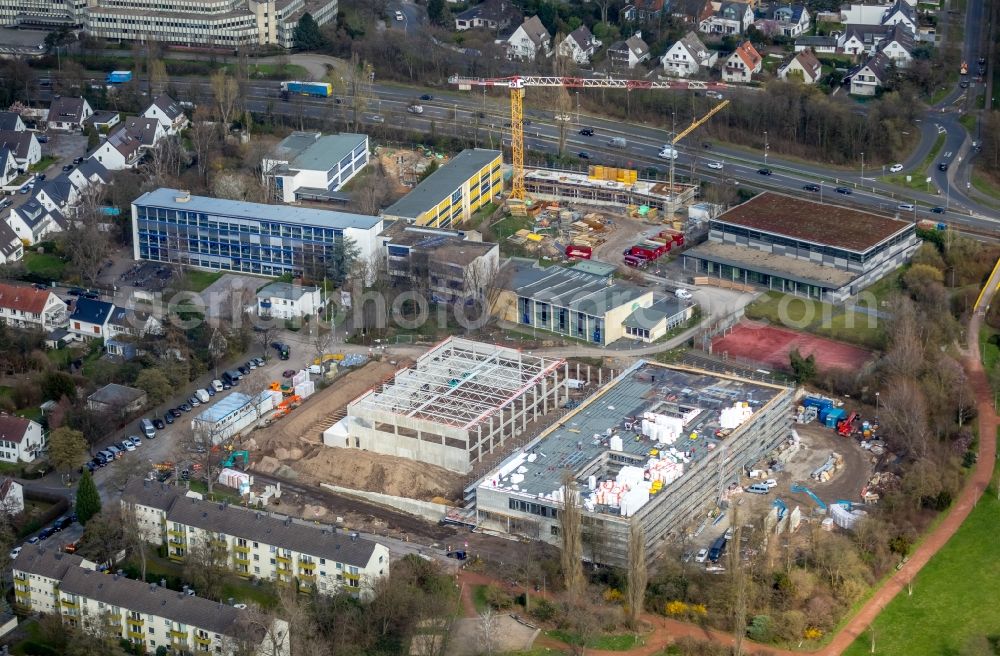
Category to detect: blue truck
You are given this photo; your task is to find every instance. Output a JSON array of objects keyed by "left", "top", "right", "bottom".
[
  {"left": 106, "top": 70, "right": 133, "bottom": 84},
  {"left": 280, "top": 81, "right": 333, "bottom": 98}
]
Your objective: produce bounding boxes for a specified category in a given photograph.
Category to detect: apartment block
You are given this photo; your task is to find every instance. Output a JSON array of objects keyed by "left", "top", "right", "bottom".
[
  {"left": 123, "top": 481, "right": 389, "bottom": 599},
  {"left": 381, "top": 149, "right": 502, "bottom": 229},
  {"left": 13, "top": 545, "right": 289, "bottom": 655}
]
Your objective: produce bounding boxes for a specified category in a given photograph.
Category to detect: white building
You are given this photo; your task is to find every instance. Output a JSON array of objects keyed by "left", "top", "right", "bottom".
[
  {"left": 0, "top": 222, "right": 23, "bottom": 265},
  {"left": 90, "top": 116, "right": 164, "bottom": 171},
  {"left": 132, "top": 189, "right": 384, "bottom": 278},
  {"left": 192, "top": 391, "right": 275, "bottom": 442},
  {"left": 875, "top": 23, "right": 915, "bottom": 66},
  {"left": 256, "top": 282, "right": 324, "bottom": 320},
  {"left": 142, "top": 94, "right": 189, "bottom": 136},
  {"left": 850, "top": 52, "right": 892, "bottom": 95},
  {"left": 608, "top": 32, "right": 651, "bottom": 69},
  {"left": 722, "top": 40, "right": 762, "bottom": 82},
  {"left": 6, "top": 199, "right": 67, "bottom": 245},
  {"left": 13, "top": 545, "right": 289, "bottom": 655},
  {"left": 123, "top": 480, "right": 390, "bottom": 599},
  {"left": 699, "top": 1, "right": 753, "bottom": 34},
  {"left": 262, "top": 132, "right": 369, "bottom": 203},
  {"left": 777, "top": 50, "right": 823, "bottom": 84},
  {"left": 0, "top": 130, "right": 41, "bottom": 169},
  {"left": 47, "top": 97, "right": 93, "bottom": 131},
  {"left": 0, "top": 414, "right": 45, "bottom": 464},
  {"left": 507, "top": 15, "right": 551, "bottom": 60},
  {"left": 0, "top": 112, "right": 26, "bottom": 132},
  {"left": 660, "top": 31, "right": 717, "bottom": 77},
  {"left": 556, "top": 25, "right": 601, "bottom": 64},
  {"left": 0, "top": 282, "right": 68, "bottom": 332},
  {"left": 0, "top": 478, "right": 24, "bottom": 515},
  {"left": 68, "top": 298, "right": 114, "bottom": 340},
  {"left": 0, "top": 148, "right": 17, "bottom": 187}
]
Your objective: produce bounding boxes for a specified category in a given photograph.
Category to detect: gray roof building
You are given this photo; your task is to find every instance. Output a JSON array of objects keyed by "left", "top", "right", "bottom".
[
  {"left": 87, "top": 383, "right": 146, "bottom": 408},
  {"left": 510, "top": 261, "right": 648, "bottom": 316},
  {"left": 256, "top": 281, "right": 320, "bottom": 302},
  {"left": 622, "top": 297, "right": 687, "bottom": 331},
  {"left": 0, "top": 111, "right": 24, "bottom": 131},
  {"left": 135, "top": 188, "right": 383, "bottom": 230},
  {"left": 382, "top": 149, "right": 502, "bottom": 222}
]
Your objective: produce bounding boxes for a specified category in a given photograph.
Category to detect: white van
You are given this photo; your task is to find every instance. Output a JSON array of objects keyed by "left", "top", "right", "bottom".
[
  {"left": 139, "top": 418, "right": 155, "bottom": 439},
  {"left": 747, "top": 483, "right": 770, "bottom": 495},
  {"left": 195, "top": 389, "right": 210, "bottom": 404},
  {"left": 211, "top": 379, "right": 224, "bottom": 392},
  {"left": 607, "top": 137, "right": 627, "bottom": 149},
  {"left": 658, "top": 146, "right": 678, "bottom": 160}
]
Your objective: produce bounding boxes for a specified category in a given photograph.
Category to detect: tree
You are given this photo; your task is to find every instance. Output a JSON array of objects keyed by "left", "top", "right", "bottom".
[
  {"left": 134, "top": 368, "right": 173, "bottom": 406},
  {"left": 120, "top": 503, "right": 149, "bottom": 582},
  {"left": 85, "top": 125, "right": 100, "bottom": 150},
  {"left": 427, "top": 0, "right": 449, "bottom": 25},
  {"left": 559, "top": 473, "right": 585, "bottom": 598},
  {"left": 149, "top": 59, "right": 169, "bottom": 96},
  {"left": 625, "top": 521, "right": 647, "bottom": 628},
  {"left": 178, "top": 423, "right": 222, "bottom": 496},
  {"left": 41, "top": 370, "right": 77, "bottom": 402},
  {"left": 188, "top": 107, "right": 221, "bottom": 183},
  {"left": 789, "top": 348, "right": 816, "bottom": 384},
  {"left": 327, "top": 235, "right": 361, "bottom": 286},
  {"left": 76, "top": 470, "right": 102, "bottom": 524},
  {"left": 477, "top": 608, "right": 499, "bottom": 656},
  {"left": 49, "top": 427, "right": 89, "bottom": 474},
  {"left": 210, "top": 69, "right": 242, "bottom": 129},
  {"left": 184, "top": 538, "right": 232, "bottom": 601},
  {"left": 61, "top": 185, "right": 113, "bottom": 287},
  {"left": 353, "top": 159, "right": 391, "bottom": 216},
  {"left": 78, "top": 506, "right": 125, "bottom": 569},
  {"left": 294, "top": 13, "right": 328, "bottom": 50}
]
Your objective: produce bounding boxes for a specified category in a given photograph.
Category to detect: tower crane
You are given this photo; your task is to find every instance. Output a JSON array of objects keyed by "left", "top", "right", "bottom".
[
  {"left": 666, "top": 99, "right": 730, "bottom": 207},
  {"left": 449, "top": 75, "right": 732, "bottom": 202}
]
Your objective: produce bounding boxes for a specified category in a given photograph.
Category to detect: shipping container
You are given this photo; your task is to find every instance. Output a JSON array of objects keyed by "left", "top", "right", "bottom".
[
  {"left": 106, "top": 71, "right": 133, "bottom": 84},
  {"left": 280, "top": 81, "right": 334, "bottom": 98}
]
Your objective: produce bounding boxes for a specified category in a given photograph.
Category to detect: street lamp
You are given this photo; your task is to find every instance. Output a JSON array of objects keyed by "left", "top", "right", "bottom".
[
  {"left": 763, "top": 130, "right": 768, "bottom": 166},
  {"left": 861, "top": 151, "right": 865, "bottom": 182},
  {"left": 575, "top": 92, "right": 580, "bottom": 124},
  {"left": 875, "top": 391, "right": 880, "bottom": 418}
]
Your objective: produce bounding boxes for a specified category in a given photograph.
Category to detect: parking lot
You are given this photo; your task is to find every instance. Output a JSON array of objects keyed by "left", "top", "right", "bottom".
[{"left": 117, "top": 261, "right": 175, "bottom": 292}]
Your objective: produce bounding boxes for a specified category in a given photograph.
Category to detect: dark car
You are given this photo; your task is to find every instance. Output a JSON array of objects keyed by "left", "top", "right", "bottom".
[
  {"left": 802, "top": 184, "right": 820, "bottom": 192},
  {"left": 702, "top": 141, "right": 712, "bottom": 149},
  {"left": 61, "top": 164, "right": 73, "bottom": 172},
  {"left": 757, "top": 168, "right": 772, "bottom": 176},
  {"left": 179, "top": 403, "right": 191, "bottom": 413},
  {"left": 37, "top": 174, "right": 46, "bottom": 181},
  {"left": 82, "top": 292, "right": 99, "bottom": 300},
  {"left": 578, "top": 128, "right": 594, "bottom": 136},
  {"left": 169, "top": 408, "right": 182, "bottom": 418},
  {"left": 931, "top": 206, "right": 946, "bottom": 214},
  {"left": 578, "top": 151, "right": 591, "bottom": 159},
  {"left": 283, "top": 369, "right": 296, "bottom": 378},
  {"left": 164, "top": 413, "right": 174, "bottom": 425},
  {"left": 206, "top": 386, "right": 216, "bottom": 396},
  {"left": 938, "top": 162, "right": 949, "bottom": 171},
  {"left": 67, "top": 287, "right": 84, "bottom": 296},
  {"left": 222, "top": 380, "right": 232, "bottom": 389},
  {"left": 420, "top": 94, "right": 433, "bottom": 101},
  {"left": 960, "top": 79, "right": 969, "bottom": 89},
  {"left": 38, "top": 528, "right": 54, "bottom": 541},
  {"left": 54, "top": 516, "right": 72, "bottom": 531},
  {"left": 238, "top": 365, "right": 249, "bottom": 376},
  {"left": 835, "top": 186, "right": 852, "bottom": 195},
  {"left": 73, "top": 157, "right": 84, "bottom": 164},
  {"left": 153, "top": 418, "right": 165, "bottom": 430},
  {"left": 446, "top": 550, "right": 468, "bottom": 560},
  {"left": 36, "top": 134, "right": 48, "bottom": 143}
]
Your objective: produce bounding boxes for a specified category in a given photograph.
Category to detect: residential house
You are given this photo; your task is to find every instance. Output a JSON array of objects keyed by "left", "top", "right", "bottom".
[
  {"left": 12, "top": 545, "right": 290, "bottom": 655},
  {"left": 875, "top": 23, "right": 915, "bottom": 66},
  {"left": 86, "top": 383, "right": 147, "bottom": 416},
  {"left": 261, "top": 131, "right": 369, "bottom": 203},
  {"left": 839, "top": 24, "right": 891, "bottom": 56},
  {"left": 0, "top": 414, "right": 45, "bottom": 464},
  {"left": 507, "top": 15, "right": 552, "bottom": 60},
  {"left": 90, "top": 116, "right": 166, "bottom": 171},
  {"left": 105, "top": 307, "right": 161, "bottom": 357},
  {"left": 454, "top": 0, "right": 521, "bottom": 31},
  {"left": 46, "top": 96, "right": 94, "bottom": 131},
  {"left": 0, "top": 478, "right": 24, "bottom": 515},
  {"left": 557, "top": 25, "right": 601, "bottom": 64},
  {"left": 620, "top": 4, "right": 637, "bottom": 22},
  {"left": 840, "top": 3, "right": 893, "bottom": 24},
  {"left": 672, "top": 0, "right": 714, "bottom": 24},
  {"left": 0, "top": 148, "right": 17, "bottom": 187},
  {"left": 777, "top": 49, "right": 824, "bottom": 83},
  {"left": 255, "top": 281, "right": 324, "bottom": 320},
  {"left": 850, "top": 52, "right": 892, "bottom": 95},
  {"left": 608, "top": 32, "right": 651, "bottom": 69},
  {"left": 142, "top": 94, "right": 189, "bottom": 135},
  {"left": 0, "top": 222, "right": 23, "bottom": 264},
  {"left": 6, "top": 199, "right": 68, "bottom": 245},
  {"left": 0, "top": 112, "right": 25, "bottom": 132},
  {"left": 68, "top": 297, "right": 114, "bottom": 340},
  {"left": 0, "top": 281, "right": 68, "bottom": 332},
  {"left": 123, "top": 479, "right": 391, "bottom": 600},
  {"left": 634, "top": 0, "right": 666, "bottom": 21},
  {"left": 66, "top": 158, "right": 112, "bottom": 193},
  {"left": 881, "top": 0, "right": 916, "bottom": 31},
  {"left": 32, "top": 177, "right": 77, "bottom": 213},
  {"left": 722, "top": 40, "right": 762, "bottom": 82},
  {"left": 0, "top": 130, "right": 41, "bottom": 169},
  {"left": 83, "top": 110, "right": 120, "bottom": 133},
  {"left": 700, "top": 1, "right": 754, "bottom": 34},
  {"left": 794, "top": 35, "right": 838, "bottom": 53},
  {"left": 660, "top": 31, "right": 718, "bottom": 77},
  {"left": 772, "top": 4, "right": 810, "bottom": 37}
]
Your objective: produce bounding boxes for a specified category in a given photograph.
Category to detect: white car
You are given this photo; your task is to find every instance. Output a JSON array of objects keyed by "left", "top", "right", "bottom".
[
  {"left": 675, "top": 289, "right": 693, "bottom": 300},
  {"left": 9, "top": 546, "right": 21, "bottom": 560},
  {"left": 764, "top": 478, "right": 777, "bottom": 488},
  {"left": 897, "top": 203, "right": 915, "bottom": 211},
  {"left": 211, "top": 379, "right": 224, "bottom": 392},
  {"left": 706, "top": 161, "right": 723, "bottom": 170},
  {"left": 695, "top": 548, "right": 709, "bottom": 563},
  {"left": 395, "top": 10, "right": 404, "bottom": 20},
  {"left": 407, "top": 105, "right": 424, "bottom": 114},
  {"left": 889, "top": 163, "right": 903, "bottom": 173},
  {"left": 657, "top": 147, "right": 678, "bottom": 160},
  {"left": 122, "top": 440, "right": 136, "bottom": 452}
]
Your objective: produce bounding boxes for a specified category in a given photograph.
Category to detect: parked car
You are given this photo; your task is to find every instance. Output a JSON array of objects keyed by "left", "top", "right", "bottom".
[
  {"left": 246, "top": 361, "right": 257, "bottom": 370},
  {"left": 153, "top": 418, "right": 165, "bottom": 430},
  {"left": 164, "top": 413, "right": 174, "bottom": 425},
  {"left": 675, "top": 289, "right": 693, "bottom": 300},
  {"left": 122, "top": 440, "right": 136, "bottom": 452},
  {"left": 61, "top": 164, "right": 73, "bottom": 172},
  {"left": 54, "top": 516, "right": 72, "bottom": 531},
  {"left": 206, "top": 386, "right": 216, "bottom": 397},
  {"left": 170, "top": 408, "right": 183, "bottom": 418},
  {"left": 420, "top": 94, "right": 433, "bottom": 101},
  {"left": 695, "top": 548, "right": 709, "bottom": 563},
  {"left": 128, "top": 435, "right": 142, "bottom": 448},
  {"left": 188, "top": 396, "right": 201, "bottom": 407},
  {"left": 283, "top": 369, "right": 296, "bottom": 378},
  {"left": 73, "top": 157, "right": 84, "bottom": 164},
  {"left": 38, "top": 528, "right": 54, "bottom": 541},
  {"left": 222, "top": 380, "right": 232, "bottom": 390},
  {"left": 0, "top": 199, "right": 11, "bottom": 209},
  {"left": 238, "top": 366, "right": 249, "bottom": 376},
  {"left": 212, "top": 379, "right": 224, "bottom": 391},
  {"left": 179, "top": 403, "right": 191, "bottom": 412}
]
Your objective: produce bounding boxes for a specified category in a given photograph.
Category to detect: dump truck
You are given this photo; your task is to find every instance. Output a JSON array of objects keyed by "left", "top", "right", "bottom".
[
  {"left": 280, "top": 81, "right": 333, "bottom": 98},
  {"left": 106, "top": 71, "right": 133, "bottom": 84}
]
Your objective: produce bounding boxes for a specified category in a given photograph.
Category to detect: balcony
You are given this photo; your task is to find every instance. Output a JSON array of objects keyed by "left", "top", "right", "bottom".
[
  {"left": 275, "top": 554, "right": 292, "bottom": 565},
  {"left": 195, "top": 634, "right": 212, "bottom": 647},
  {"left": 298, "top": 572, "right": 316, "bottom": 584},
  {"left": 59, "top": 597, "right": 79, "bottom": 609},
  {"left": 127, "top": 629, "right": 145, "bottom": 640},
  {"left": 167, "top": 528, "right": 186, "bottom": 538},
  {"left": 234, "top": 544, "right": 251, "bottom": 554},
  {"left": 170, "top": 629, "right": 188, "bottom": 640}
]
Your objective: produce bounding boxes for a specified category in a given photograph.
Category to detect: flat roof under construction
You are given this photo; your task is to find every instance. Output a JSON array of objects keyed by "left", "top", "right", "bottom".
[
  {"left": 349, "top": 337, "right": 564, "bottom": 429},
  {"left": 480, "top": 361, "right": 783, "bottom": 515}
]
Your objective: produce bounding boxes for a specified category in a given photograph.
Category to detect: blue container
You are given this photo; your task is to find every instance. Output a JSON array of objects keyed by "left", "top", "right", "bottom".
[{"left": 803, "top": 396, "right": 832, "bottom": 411}]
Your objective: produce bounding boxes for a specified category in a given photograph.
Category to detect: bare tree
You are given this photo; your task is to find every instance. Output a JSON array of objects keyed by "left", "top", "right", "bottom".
[
  {"left": 62, "top": 185, "right": 112, "bottom": 287},
  {"left": 183, "top": 537, "right": 232, "bottom": 601},
  {"left": 477, "top": 608, "right": 499, "bottom": 656},
  {"left": 353, "top": 159, "right": 391, "bottom": 215},
  {"left": 177, "top": 423, "right": 223, "bottom": 496},
  {"left": 120, "top": 503, "right": 149, "bottom": 582},
  {"left": 211, "top": 69, "right": 242, "bottom": 129},
  {"left": 729, "top": 509, "right": 748, "bottom": 656},
  {"left": 560, "top": 472, "right": 585, "bottom": 598},
  {"left": 625, "top": 521, "right": 647, "bottom": 629},
  {"left": 594, "top": 0, "right": 612, "bottom": 25},
  {"left": 188, "top": 107, "right": 220, "bottom": 183},
  {"left": 149, "top": 59, "right": 169, "bottom": 96},
  {"left": 879, "top": 375, "right": 931, "bottom": 459},
  {"left": 345, "top": 53, "right": 374, "bottom": 131},
  {"left": 462, "top": 257, "right": 508, "bottom": 332}
]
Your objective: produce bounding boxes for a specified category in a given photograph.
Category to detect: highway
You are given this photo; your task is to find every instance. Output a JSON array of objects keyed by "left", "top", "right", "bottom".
[{"left": 151, "top": 74, "right": 999, "bottom": 235}]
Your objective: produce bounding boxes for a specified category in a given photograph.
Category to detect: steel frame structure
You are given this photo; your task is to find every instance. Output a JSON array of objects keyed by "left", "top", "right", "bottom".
[{"left": 354, "top": 337, "right": 564, "bottom": 429}]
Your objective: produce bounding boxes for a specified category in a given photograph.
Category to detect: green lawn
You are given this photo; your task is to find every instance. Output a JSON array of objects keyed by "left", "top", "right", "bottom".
[
  {"left": 187, "top": 479, "right": 244, "bottom": 504},
  {"left": 225, "top": 62, "right": 309, "bottom": 80},
  {"left": 29, "top": 155, "right": 58, "bottom": 173},
  {"left": 471, "top": 583, "right": 490, "bottom": 613},
  {"left": 971, "top": 171, "right": 1000, "bottom": 201},
  {"left": 860, "top": 267, "right": 904, "bottom": 303},
  {"left": 23, "top": 252, "right": 67, "bottom": 280},
  {"left": 182, "top": 269, "right": 223, "bottom": 292},
  {"left": 885, "top": 134, "right": 946, "bottom": 191},
  {"left": 744, "top": 292, "right": 883, "bottom": 350},
  {"left": 959, "top": 114, "right": 977, "bottom": 132},
  {"left": 546, "top": 630, "right": 645, "bottom": 651},
  {"left": 980, "top": 325, "right": 1000, "bottom": 373},
  {"left": 842, "top": 432, "right": 1000, "bottom": 656}
]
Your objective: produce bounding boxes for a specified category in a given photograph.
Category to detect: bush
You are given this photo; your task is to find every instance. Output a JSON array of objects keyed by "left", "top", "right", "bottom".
[
  {"left": 484, "top": 583, "right": 513, "bottom": 609},
  {"left": 529, "top": 597, "right": 557, "bottom": 622}
]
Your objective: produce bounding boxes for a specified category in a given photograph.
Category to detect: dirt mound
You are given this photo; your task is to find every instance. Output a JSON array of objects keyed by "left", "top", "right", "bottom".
[{"left": 251, "top": 359, "right": 463, "bottom": 502}]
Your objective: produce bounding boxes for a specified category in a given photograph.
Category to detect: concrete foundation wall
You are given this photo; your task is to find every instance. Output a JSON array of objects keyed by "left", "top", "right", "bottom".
[{"left": 321, "top": 483, "right": 450, "bottom": 522}]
